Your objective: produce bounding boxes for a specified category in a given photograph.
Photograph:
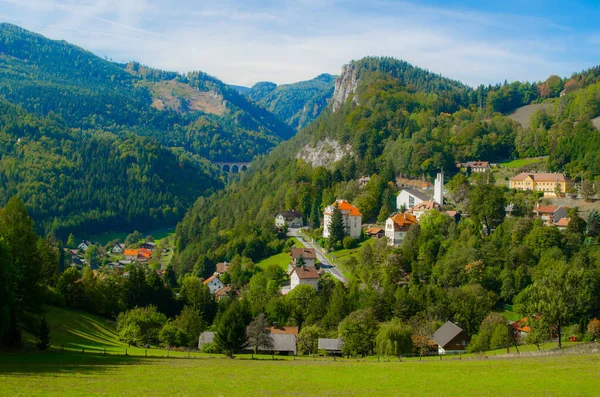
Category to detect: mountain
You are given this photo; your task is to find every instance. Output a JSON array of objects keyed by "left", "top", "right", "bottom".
[
  {"left": 173, "top": 56, "right": 600, "bottom": 277},
  {"left": 234, "top": 74, "right": 336, "bottom": 131},
  {"left": 0, "top": 23, "right": 294, "bottom": 162},
  {"left": 0, "top": 99, "right": 222, "bottom": 238}
]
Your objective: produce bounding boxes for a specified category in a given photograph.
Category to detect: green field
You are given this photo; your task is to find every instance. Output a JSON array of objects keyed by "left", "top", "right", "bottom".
[
  {"left": 1, "top": 350, "right": 598, "bottom": 396},
  {"left": 255, "top": 237, "right": 305, "bottom": 271},
  {"left": 498, "top": 157, "right": 546, "bottom": 169}
]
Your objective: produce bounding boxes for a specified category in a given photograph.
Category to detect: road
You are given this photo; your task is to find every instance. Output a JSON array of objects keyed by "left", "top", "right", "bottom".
[{"left": 288, "top": 228, "right": 347, "bottom": 284}]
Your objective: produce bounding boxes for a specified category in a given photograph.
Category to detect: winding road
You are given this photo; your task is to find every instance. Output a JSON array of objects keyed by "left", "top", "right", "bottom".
[{"left": 288, "top": 228, "right": 347, "bottom": 284}]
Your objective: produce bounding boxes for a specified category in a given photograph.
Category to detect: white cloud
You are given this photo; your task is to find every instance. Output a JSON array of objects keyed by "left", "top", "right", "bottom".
[{"left": 1, "top": 0, "right": 597, "bottom": 86}]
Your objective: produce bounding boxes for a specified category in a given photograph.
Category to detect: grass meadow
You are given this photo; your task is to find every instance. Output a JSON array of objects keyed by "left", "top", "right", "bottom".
[{"left": 3, "top": 306, "right": 599, "bottom": 396}]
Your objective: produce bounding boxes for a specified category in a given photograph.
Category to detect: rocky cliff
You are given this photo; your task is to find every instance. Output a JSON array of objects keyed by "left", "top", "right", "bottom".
[{"left": 332, "top": 63, "right": 360, "bottom": 112}]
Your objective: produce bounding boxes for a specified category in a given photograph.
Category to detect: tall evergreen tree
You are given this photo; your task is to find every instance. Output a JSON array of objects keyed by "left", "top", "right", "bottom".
[
  {"left": 36, "top": 317, "right": 51, "bottom": 351},
  {"left": 214, "top": 302, "right": 247, "bottom": 358},
  {"left": 328, "top": 203, "right": 346, "bottom": 248}
]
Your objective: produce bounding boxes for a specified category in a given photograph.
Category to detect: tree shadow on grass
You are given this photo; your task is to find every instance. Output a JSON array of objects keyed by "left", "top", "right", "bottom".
[{"left": 0, "top": 351, "right": 151, "bottom": 376}]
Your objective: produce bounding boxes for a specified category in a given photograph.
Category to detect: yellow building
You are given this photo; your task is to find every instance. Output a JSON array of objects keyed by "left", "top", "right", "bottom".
[{"left": 509, "top": 172, "right": 572, "bottom": 197}]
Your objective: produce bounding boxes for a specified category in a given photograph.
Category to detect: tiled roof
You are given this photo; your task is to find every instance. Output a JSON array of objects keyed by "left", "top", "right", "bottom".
[
  {"left": 511, "top": 172, "right": 568, "bottom": 182},
  {"left": 290, "top": 248, "right": 317, "bottom": 260},
  {"left": 269, "top": 325, "right": 299, "bottom": 336},
  {"left": 410, "top": 201, "right": 441, "bottom": 212},
  {"left": 216, "top": 262, "right": 230, "bottom": 274},
  {"left": 293, "top": 266, "right": 319, "bottom": 279},
  {"left": 324, "top": 199, "right": 362, "bottom": 217},
  {"left": 124, "top": 249, "right": 138, "bottom": 256},
  {"left": 138, "top": 248, "right": 152, "bottom": 258},
  {"left": 365, "top": 227, "right": 384, "bottom": 234},
  {"left": 534, "top": 205, "right": 560, "bottom": 214},
  {"left": 203, "top": 274, "right": 220, "bottom": 285},
  {"left": 555, "top": 217, "right": 570, "bottom": 227}
]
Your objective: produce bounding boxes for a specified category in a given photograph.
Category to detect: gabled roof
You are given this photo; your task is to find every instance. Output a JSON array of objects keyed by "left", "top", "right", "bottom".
[
  {"left": 276, "top": 210, "right": 303, "bottom": 219},
  {"left": 432, "top": 321, "right": 464, "bottom": 348},
  {"left": 555, "top": 217, "right": 570, "bottom": 227},
  {"left": 388, "top": 213, "right": 418, "bottom": 230},
  {"left": 534, "top": 205, "right": 560, "bottom": 214},
  {"left": 124, "top": 249, "right": 138, "bottom": 256},
  {"left": 269, "top": 325, "right": 298, "bottom": 336},
  {"left": 203, "top": 274, "right": 222, "bottom": 285},
  {"left": 511, "top": 172, "right": 568, "bottom": 182},
  {"left": 410, "top": 201, "right": 441, "bottom": 212},
  {"left": 400, "top": 189, "right": 429, "bottom": 202},
  {"left": 318, "top": 338, "right": 344, "bottom": 351},
  {"left": 290, "top": 248, "right": 317, "bottom": 260},
  {"left": 216, "top": 262, "right": 230, "bottom": 274},
  {"left": 365, "top": 227, "right": 384, "bottom": 235},
  {"left": 324, "top": 199, "right": 362, "bottom": 217},
  {"left": 268, "top": 333, "right": 297, "bottom": 353},
  {"left": 292, "top": 266, "right": 319, "bottom": 279},
  {"left": 138, "top": 248, "right": 152, "bottom": 258}
]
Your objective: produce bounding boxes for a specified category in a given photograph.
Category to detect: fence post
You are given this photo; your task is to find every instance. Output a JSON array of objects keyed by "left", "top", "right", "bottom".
[{"left": 125, "top": 348, "right": 128, "bottom": 356}]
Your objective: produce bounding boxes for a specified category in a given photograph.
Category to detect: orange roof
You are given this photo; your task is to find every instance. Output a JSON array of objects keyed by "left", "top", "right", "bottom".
[
  {"left": 138, "top": 248, "right": 152, "bottom": 258},
  {"left": 389, "top": 212, "right": 417, "bottom": 227},
  {"left": 534, "top": 205, "right": 560, "bottom": 214},
  {"left": 324, "top": 199, "right": 362, "bottom": 217},
  {"left": 555, "top": 218, "right": 570, "bottom": 227},
  {"left": 290, "top": 248, "right": 317, "bottom": 260},
  {"left": 124, "top": 249, "right": 138, "bottom": 256},
  {"left": 269, "top": 326, "right": 298, "bottom": 336},
  {"left": 366, "top": 227, "right": 384, "bottom": 234},
  {"left": 203, "top": 274, "right": 219, "bottom": 285}
]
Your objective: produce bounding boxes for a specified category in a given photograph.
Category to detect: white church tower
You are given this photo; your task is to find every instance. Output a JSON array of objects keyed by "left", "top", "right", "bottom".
[{"left": 434, "top": 171, "right": 444, "bottom": 206}]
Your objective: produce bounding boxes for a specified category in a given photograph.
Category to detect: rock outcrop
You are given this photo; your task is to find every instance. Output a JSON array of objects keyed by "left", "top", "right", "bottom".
[
  {"left": 332, "top": 63, "right": 360, "bottom": 112},
  {"left": 296, "top": 138, "right": 353, "bottom": 168}
]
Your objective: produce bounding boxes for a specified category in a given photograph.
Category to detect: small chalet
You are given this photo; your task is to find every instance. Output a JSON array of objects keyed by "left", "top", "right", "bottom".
[
  {"left": 533, "top": 205, "right": 567, "bottom": 225},
  {"left": 290, "top": 248, "right": 317, "bottom": 268},
  {"left": 78, "top": 241, "right": 90, "bottom": 252},
  {"left": 432, "top": 321, "right": 469, "bottom": 355},
  {"left": 458, "top": 161, "right": 490, "bottom": 173},
  {"left": 396, "top": 189, "right": 429, "bottom": 211},
  {"left": 555, "top": 217, "right": 570, "bottom": 231},
  {"left": 112, "top": 243, "right": 125, "bottom": 254},
  {"left": 140, "top": 242, "right": 157, "bottom": 251},
  {"left": 274, "top": 210, "right": 303, "bottom": 228},
  {"left": 511, "top": 317, "right": 532, "bottom": 341},
  {"left": 290, "top": 266, "right": 319, "bottom": 291},
  {"left": 385, "top": 213, "right": 417, "bottom": 246},
  {"left": 365, "top": 227, "right": 385, "bottom": 239},
  {"left": 203, "top": 274, "right": 225, "bottom": 294},
  {"left": 318, "top": 338, "right": 344, "bottom": 355},
  {"left": 408, "top": 201, "right": 441, "bottom": 220},
  {"left": 124, "top": 249, "right": 139, "bottom": 261},
  {"left": 215, "top": 261, "right": 230, "bottom": 275}
]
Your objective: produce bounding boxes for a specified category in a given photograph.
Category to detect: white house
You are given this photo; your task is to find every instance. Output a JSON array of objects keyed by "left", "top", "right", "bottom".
[
  {"left": 274, "top": 210, "right": 303, "bottom": 228},
  {"left": 203, "top": 274, "right": 225, "bottom": 294},
  {"left": 290, "top": 266, "right": 319, "bottom": 290},
  {"left": 396, "top": 189, "right": 429, "bottom": 211},
  {"left": 288, "top": 248, "right": 317, "bottom": 273},
  {"left": 112, "top": 243, "right": 125, "bottom": 254},
  {"left": 458, "top": 161, "right": 490, "bottom": 173},
  {"left": 408, "top": 201, "right": 441, "bottom": 220},
  {"left": 385, "top": 213, "right": 418, "bottom": 246},
  {"left": 78, "top": 241, "right": 90, "bottom": 252},
  {"left": 323, "top": 199, "right": 362, "bottom": 239}
]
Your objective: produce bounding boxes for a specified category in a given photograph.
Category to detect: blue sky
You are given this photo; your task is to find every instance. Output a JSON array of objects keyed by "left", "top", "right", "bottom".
[{"left": 1, "top": 0, "right": 599, "bottom": 87}]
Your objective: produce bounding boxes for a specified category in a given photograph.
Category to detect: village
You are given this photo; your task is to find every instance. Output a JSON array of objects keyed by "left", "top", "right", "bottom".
[{"left": 190, "top": 162, "right": 598, "bottom": 357}]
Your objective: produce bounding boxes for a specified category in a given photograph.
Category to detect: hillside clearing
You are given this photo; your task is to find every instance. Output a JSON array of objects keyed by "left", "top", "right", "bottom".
[
  {"left": 507, "top": 103, "right": 553, "bottom": 128},
  {"left": 498, "top": 157, "right": 547, "bottom": 169}
]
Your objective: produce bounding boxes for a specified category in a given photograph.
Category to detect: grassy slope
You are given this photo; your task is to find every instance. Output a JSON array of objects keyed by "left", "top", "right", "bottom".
[
  {"left": 0, "top": 351, "right": 598, "bottom": 396},
  {"left": 506, "top": 103, "right": 553, "bottom": 128},
  {"left": 255, "top": 237, "right": 305, "bottom": 271},
  {"left": 498, "top": 157, "right": 546, "bottom": 169}
]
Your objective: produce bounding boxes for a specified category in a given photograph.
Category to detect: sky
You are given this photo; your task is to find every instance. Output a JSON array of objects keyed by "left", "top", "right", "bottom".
[{"left": 1, "top": 0, "right": 599, "bottom": 87}]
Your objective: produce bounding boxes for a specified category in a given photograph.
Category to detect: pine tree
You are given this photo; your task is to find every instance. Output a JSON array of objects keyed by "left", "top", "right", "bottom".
[
  {"left": 66, "top": 233, "right": 76, "bottom": 248},
  {"left": 310, "top": 197, "right": 321, "bottom": 228},
  {"left": 328, "top": 203, "right": 346, "bottom": 248},
  {"left": 36, "top": 317, "right": 50, "bottom": 351},
  {"left": 587, "top": 210, "right": 600, "bottom": 237},
  {"left": 214, "top": 302, "right": 247, "bottom": 358}
]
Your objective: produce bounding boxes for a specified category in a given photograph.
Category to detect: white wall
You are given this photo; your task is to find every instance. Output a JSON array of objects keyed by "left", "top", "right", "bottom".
[{"left": 396, "top": 190, "right": 424, "bottom": 211}]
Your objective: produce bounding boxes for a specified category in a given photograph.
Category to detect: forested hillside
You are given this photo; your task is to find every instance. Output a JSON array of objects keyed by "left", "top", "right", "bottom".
[
  {"left": 0, "top": 100, "right": 222, "bottom": 238},
  {"left": 238, "top": 74, "right": 336, "bottom": 131},
  {"left": 0, "top": 23, "right": 293, "bottom": 162}
]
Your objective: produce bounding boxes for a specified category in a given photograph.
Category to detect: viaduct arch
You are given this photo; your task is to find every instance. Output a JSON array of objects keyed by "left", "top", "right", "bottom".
[{"left": 213, "top": 161, "right": 251, "bottom": 173}]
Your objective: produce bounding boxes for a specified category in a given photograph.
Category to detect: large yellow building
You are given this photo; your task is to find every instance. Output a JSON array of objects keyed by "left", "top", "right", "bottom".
[{"left": 509, "top": 172, "right": 572, "bottom": 197}]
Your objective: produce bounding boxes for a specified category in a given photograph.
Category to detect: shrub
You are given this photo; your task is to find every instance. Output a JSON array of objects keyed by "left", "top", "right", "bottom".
[
  {"left": 117, "top": 306, "right": 166, "bottom": 346},
  {"left": 343, "top": 236, "right": 358, "bottom": 250},
  {"left": 588, "top": 318, "right": 600, "bottom": 339}
]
